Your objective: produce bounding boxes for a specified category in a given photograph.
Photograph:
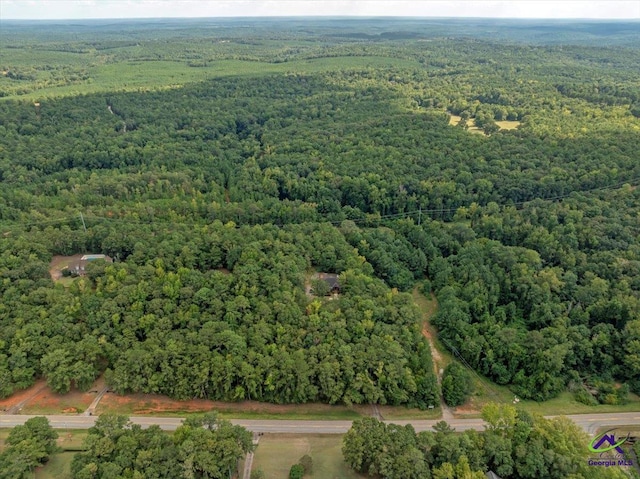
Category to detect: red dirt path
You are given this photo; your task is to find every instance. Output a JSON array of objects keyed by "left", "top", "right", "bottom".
[{"left": 0, "top": 380, "right": 46, "bottom": 412}]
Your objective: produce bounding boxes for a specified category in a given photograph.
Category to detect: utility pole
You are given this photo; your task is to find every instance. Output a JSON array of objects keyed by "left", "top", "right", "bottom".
[{"left": 80, "top": 213, "right": 87, "bottom": 233}]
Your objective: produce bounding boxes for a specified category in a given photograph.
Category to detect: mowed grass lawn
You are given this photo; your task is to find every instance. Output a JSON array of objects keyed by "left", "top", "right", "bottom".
[{"left": 252, "top": 434, "right": 366, "bottom": 479}]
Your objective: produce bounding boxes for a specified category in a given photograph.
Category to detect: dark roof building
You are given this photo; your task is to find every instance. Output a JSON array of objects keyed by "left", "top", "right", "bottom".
[
  {"left": 319, "top": 273, "right": 341, "bottom": 293},
  {"left": 309, "top": 272, "right": 341, "bottom": 296}
]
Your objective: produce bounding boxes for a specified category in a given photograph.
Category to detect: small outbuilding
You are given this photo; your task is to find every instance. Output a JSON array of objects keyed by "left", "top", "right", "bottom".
[
  {"left": 307, "top": 272, "right": 342, "bottom": 297},
  {"left": 69, "top": 254, "right": 112, "bottom": 276},
  {"left": 318, "top": 273, "right": 341, "bottom": 294}
]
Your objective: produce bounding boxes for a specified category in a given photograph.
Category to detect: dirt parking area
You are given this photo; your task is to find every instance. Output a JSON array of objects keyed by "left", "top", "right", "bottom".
[{"left": 49, "top": 254, "right": 84, "bottom": 282}]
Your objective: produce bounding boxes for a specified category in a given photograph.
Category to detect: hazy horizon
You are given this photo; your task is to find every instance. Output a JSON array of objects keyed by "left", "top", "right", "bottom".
[{"left": 2, "top": 0, "right": 639, "bottom": 21}]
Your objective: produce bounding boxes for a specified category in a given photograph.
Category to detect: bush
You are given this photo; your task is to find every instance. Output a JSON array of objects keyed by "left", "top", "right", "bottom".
[
  {"left": 251, "top": 469, "right": 266, "bottom": 479},
  {"left": 574, "top": 387, "right": 598, "bottom": 406},
  {"left": 299, "top": 455, "right": 313, "bottom": 474},
  {"left": 289, "top": 463, "right": 304, "bottom": 479},
  {"left": 580, "top": 380, "right": 630, "bottom": 405},
  {"left": 615, "top": 383, "right": 630, "bottom": 405},
  {"left": 593, "top": 381, "right": 629, "bottom": 405}
]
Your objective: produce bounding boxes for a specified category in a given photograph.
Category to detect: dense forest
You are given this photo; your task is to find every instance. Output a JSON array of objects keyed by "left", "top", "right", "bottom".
[{"left": 1, "top": 19, "right": 639, "bottom": 408}]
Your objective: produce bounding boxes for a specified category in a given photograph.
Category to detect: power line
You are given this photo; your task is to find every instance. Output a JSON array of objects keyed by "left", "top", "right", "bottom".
[
  {"left": 2, "top": 174, "right": 640, "bottom": 232},
  {"left": 439, "top": 336, "right": 506, "bottom": 406}
]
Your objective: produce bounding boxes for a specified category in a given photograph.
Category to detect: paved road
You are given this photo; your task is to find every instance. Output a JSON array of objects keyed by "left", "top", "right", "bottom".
[{"left": 1, "top": 412, "right": 639, "bottom": 435}]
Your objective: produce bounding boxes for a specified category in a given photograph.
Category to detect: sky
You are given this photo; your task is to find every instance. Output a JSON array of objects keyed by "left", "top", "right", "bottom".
[{"left": 1, "top": 0, "right": 639, "bottom": 20}]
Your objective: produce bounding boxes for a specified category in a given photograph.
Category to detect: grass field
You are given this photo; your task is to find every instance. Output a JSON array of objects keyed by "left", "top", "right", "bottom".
[
  {"left": 252, "top": 434, "right": 366, "bottom": 479},
  {"left": 496, "top": 120, "right": 521, "bottom": 130},
  {"left": 2, "top": 55, "right": 421, "bottom": 102},
  {"left": 447, "top": 114, "right": 485, "bottom": 135},
  {"left": 597, "top": 426, "right": 640, "bottom": 437},
  {"left": 0, "top": 429, "right": 9, "bottom": 452},
  {"left": 48, "top": 255, "right": 84, "bottom": 284},
  {"left": 447, "top": 115, "right": 521, "bottom": 134},
  {"left": 21, "top": 401, "right": 87, "bottom": 416},
  {"left": 380, "top": 405, "right": 442, "bottom": 420},
  {"left": 35, "top": 452, "right": 75, "bottom": 479}
]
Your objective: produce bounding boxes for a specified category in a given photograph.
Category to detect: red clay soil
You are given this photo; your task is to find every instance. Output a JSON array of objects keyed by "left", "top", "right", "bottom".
[
  {"left": 21, "top": 387, "right": 95, "bottom": 414},
  {"left": 5, "top": 378, "right": 361, "bottom": 418},
  {"left": 422, "top": 323, "right": 444, "bottom": 368},
  {"left": 98, "top": 393, "right": 219, "bottom": 415},
  {"left": 0, "top": 380, "right": 46, "bottom": 412},
  {"left": 97, "top": 392, "right": 366, "bottom": 417},
  {"left": 19, "top": 377, "right": 105, "bottom": 414}
]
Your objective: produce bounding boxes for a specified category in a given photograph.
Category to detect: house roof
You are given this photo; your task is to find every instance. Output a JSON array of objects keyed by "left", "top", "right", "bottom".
[
  {"left": 486, "top": 472, "right": 503, "bottom": 479},
  {"left": 70, "top": 254, "right": 112, "bottom": 273},
  {"left": 318, "top": 273, "right": 340, "bottom": 289},
  {"left": 81, "top": 254, "right": 108, "bottom": 261}
]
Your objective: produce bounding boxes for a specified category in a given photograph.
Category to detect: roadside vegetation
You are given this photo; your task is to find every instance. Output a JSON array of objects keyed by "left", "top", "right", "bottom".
[
  {"left": 0, "top": 417, "right": 58, "bottom": 479},
  {"left": 342, "top": 403, "right": 635, "bottom": 479}
]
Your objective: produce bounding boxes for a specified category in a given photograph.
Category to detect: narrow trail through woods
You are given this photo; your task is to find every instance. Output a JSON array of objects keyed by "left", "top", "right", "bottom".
[
  {"left": 413, "top": 288, "right": 454, "bottom": 421},
  {"left": 108, "top": 104, "right": 127, "bottom": 132}
]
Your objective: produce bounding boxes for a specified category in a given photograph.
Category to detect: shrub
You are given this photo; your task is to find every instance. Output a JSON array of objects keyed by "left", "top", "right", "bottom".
[
  {"left": 420, "top": 279, "right": 432, "bottom": 295},
  {"left": 299, "top": 455, "right": 313, "bottom": 474},
  {"left": 289, "top": 463, "right": 304, "bottom": 479},
  {"left": 574, "top": 387, "right": 598, "bottom": 406},
  {"left": 251, "top": 469, "right": 266, "bottom": 479}
]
